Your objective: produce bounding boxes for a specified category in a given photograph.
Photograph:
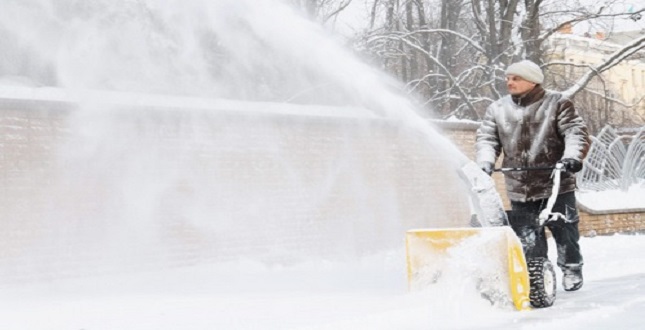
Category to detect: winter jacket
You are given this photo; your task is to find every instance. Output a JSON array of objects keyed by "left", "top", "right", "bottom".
[{"left": 476, "top": 85, "right": 590, "bottom": 202}]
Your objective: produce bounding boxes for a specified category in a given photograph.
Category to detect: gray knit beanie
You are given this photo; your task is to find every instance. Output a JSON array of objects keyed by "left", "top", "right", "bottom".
[{"left": 505, "top": 60, "right": 544, "bottom": 84}]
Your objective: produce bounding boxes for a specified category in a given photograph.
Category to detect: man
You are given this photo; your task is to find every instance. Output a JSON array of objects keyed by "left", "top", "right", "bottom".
[{"left": 475, "top": 60, "right": 590, "bottom": 291}]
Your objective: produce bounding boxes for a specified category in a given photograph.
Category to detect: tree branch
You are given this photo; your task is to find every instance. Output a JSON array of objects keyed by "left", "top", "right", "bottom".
[
  {"left": 539, "top": 8, "right": 644, "bottom": 41},
  {"left": 374, "top": 35, "right": 480, "bottom": 118},
  {"left": 322, "top": 0, "right": 355, "bottom": 24},
  {"left": 564, "top": 35, "right": 645, "bottom": 98},
  {"left": 371, "top": 29, "right": 488, "bottom": 55}
]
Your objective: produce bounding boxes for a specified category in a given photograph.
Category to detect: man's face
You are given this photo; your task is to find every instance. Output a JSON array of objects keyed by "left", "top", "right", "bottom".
[{"left": 506, "top": 75, "right": 537, "bottom": 96}]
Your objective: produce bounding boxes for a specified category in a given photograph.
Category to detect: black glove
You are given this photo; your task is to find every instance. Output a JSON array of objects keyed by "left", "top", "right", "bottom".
[
  {"left": 480, "top": 162, "right": 494, "bottom": 176},
  {"left": 559, "top": 158, "right": 583, "bottom": 173}
]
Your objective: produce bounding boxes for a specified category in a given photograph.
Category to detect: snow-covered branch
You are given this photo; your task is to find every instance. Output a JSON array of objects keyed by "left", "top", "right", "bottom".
[
  {"left": 391, "top": 29, "right": 488, "bottom": 55},
  {"left": 374, "top": 35, "right": 480, "bottom": 118}
]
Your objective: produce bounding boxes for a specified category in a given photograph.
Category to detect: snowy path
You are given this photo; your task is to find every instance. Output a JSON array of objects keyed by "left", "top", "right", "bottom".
[
  {"left": 1, "top": 235, "right": 644, "bottom": 330},
  {"left": 515, "top": 273, "right": 645, "bottom": 330}
]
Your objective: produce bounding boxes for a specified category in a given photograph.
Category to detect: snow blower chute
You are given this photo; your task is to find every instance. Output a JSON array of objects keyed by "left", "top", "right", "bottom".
[{"left": 406, "top": 161, "right": 566, "bottom": 310}]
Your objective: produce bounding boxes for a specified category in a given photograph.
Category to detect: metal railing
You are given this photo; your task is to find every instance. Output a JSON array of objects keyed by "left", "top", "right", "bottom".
[{"left": 578, "top": 125, "right": 645, "bottom": 192}]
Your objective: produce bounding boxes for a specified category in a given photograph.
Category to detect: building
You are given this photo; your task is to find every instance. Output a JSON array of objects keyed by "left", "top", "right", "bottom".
[{"left": 544, "top": 25, "right": 645, "bottom": 132}]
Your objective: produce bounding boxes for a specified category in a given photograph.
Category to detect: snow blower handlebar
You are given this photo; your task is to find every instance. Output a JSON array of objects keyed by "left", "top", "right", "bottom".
[
  {"left": 493, "top": 163, "right": 570, "bottom": 226},
  {"left": 494, "top": 166, "right": 556, "bottom": 172}
]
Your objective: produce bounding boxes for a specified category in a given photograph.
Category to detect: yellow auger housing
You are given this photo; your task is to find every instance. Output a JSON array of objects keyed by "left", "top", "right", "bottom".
[{"left": 405, "top": 227, "right": 531, "bottom": 311}]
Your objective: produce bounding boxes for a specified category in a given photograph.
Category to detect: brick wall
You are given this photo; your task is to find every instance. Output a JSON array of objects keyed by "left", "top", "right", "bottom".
[
  {"left": 578, "top": 212, "right": 644, "bottom": 236},
  {"left": 0, "top": 98, "right": 477, "bottom": 281},
  {"left": 1, "top": 98, "right": 641, "bottom": 281}
]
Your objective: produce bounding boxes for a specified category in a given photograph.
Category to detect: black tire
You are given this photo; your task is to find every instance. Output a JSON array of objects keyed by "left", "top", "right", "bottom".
[{"left": 527, "top": 257, "right": 556, "bottom": 308}]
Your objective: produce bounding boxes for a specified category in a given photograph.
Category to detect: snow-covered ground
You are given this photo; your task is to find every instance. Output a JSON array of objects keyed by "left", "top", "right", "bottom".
[{"left": 1, "top": 234, "right": 644, "bottom": 330}]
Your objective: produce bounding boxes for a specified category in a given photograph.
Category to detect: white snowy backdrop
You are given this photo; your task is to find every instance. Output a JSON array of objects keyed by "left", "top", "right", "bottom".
[{"left": 0, "top": 0, "right": 643, "bottom": 329}]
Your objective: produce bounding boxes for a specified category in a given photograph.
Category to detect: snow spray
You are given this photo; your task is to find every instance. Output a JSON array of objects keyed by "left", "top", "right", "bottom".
[{"left": 0, "top": 0, "right": 477, "bottom": 281}]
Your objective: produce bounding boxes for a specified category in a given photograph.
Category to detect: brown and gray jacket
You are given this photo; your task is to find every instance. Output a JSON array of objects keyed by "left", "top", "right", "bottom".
[{"left": 476, "top": 86, "right": 590, "bottom": 202}]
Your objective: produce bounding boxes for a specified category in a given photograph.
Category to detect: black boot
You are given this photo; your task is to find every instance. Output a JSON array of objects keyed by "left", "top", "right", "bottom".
[{"left": 562, "top": 267, "right": 583, "bottom": 291}]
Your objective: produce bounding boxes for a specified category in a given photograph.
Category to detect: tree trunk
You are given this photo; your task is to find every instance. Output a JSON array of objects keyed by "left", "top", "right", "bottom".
[{"left": 521, "top": 0, "right": 543, "bottom": 63}]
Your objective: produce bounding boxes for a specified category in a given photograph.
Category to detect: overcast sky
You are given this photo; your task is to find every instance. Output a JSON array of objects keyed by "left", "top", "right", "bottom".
[{"left": 330, "top": 0, "right": 644, "bottom": 37}]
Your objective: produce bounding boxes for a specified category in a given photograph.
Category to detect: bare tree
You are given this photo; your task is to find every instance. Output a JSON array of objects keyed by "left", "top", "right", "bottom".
[{"left": 290, "top": 0, "right": 355, "bottom": 24}]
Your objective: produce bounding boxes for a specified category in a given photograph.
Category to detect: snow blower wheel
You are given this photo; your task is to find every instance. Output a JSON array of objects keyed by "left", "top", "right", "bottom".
[{"left": 527, "top": 257, "right": 556, "bottom": 308}]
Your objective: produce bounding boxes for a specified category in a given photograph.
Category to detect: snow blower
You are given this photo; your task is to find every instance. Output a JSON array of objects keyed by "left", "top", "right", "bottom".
[{"left": 406, "top": 161, "right": 567, "bottom": 310}]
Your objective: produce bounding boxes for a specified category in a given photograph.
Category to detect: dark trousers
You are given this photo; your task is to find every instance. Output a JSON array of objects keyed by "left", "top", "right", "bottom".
[{"left": 508, "top": 191, "right": 583, "bottom": 271}]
